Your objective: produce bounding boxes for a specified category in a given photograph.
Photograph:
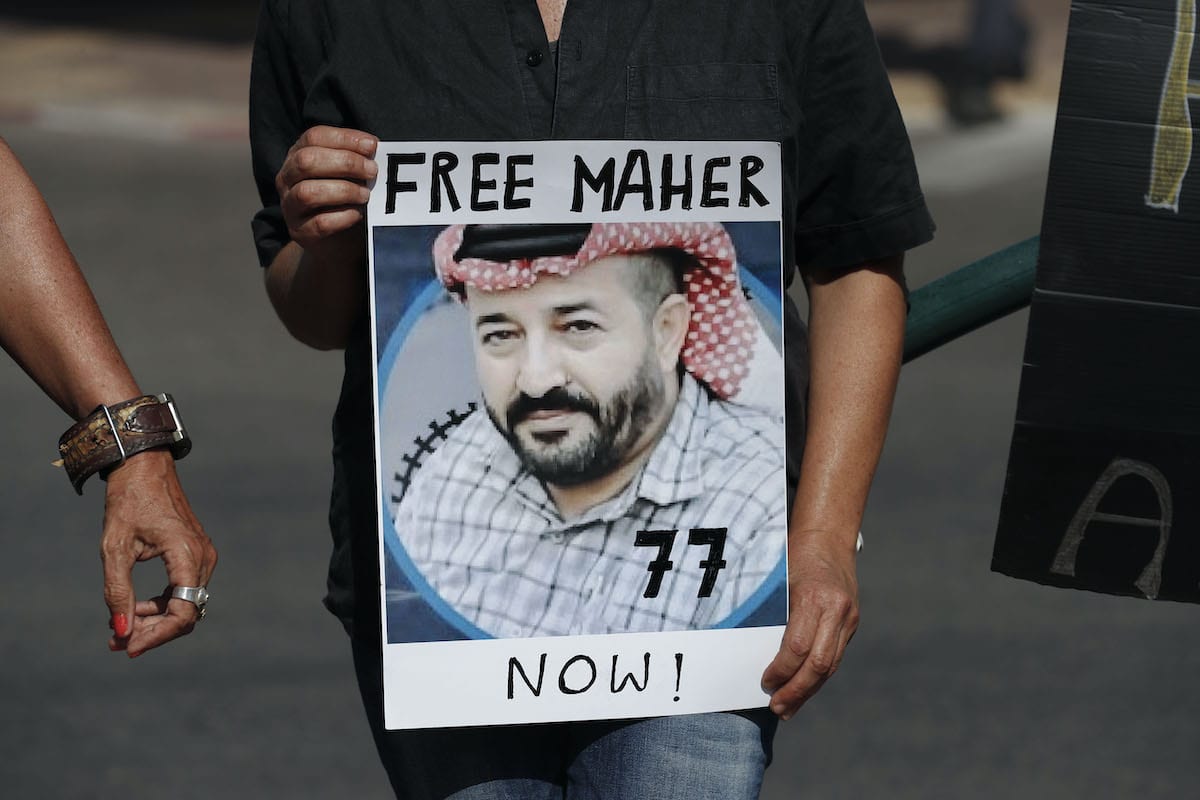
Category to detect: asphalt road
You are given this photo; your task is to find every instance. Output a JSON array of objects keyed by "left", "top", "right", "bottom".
[{"left": 2, "top": 95, "right": 1197, "bottom": 800}]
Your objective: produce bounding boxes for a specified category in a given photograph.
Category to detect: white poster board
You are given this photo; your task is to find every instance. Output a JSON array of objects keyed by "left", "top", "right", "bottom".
[{"left": 368, "top": 141, "right": 788, "bottom": 729}]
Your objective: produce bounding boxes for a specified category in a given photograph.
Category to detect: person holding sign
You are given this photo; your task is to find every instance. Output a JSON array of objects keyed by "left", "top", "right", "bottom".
[
  {"left": 251, "top": 0, "right": 932, "bottom": 796},
  {"left": 0, "top": 137, "right": 215, "bottom": 657},
  {"left": 393, "top": 221, "right": 786, "bottom": 638}
]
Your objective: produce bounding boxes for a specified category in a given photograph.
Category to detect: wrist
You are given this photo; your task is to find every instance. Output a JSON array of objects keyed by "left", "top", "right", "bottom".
[
  {"left": 788, "top": 524, "right": 862, "bottom": 560},
  {"left": 302, "top": 222, "right": 366, "bottom": 267},
  {"left": 103, "top": 448, "right": 177, "bottom": 484}
]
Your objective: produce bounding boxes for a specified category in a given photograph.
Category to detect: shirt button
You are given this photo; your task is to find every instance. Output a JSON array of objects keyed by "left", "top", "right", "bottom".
[{"left": 525, "top": 49, "right": 544, "bottom": 67}]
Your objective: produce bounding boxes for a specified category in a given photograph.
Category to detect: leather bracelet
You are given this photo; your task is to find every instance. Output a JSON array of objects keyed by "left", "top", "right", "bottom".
[{"left": 57, "top": 393, "right": 191, "bottom": 495}]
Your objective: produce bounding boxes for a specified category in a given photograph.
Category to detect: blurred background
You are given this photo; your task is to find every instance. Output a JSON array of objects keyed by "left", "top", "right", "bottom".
[{"left": 2, "top": 1, "right": 1197, "bottom": 798}]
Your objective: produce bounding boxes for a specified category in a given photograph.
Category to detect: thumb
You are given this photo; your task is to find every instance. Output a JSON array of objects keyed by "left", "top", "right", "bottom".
[{"left": 102, "top": 542, "right": 136, "bottom": 642}]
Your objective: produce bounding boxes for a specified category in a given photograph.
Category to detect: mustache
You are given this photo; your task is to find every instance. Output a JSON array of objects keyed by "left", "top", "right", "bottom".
[{"left": 506, "top": 386, "right": 600, "bottom": 428}]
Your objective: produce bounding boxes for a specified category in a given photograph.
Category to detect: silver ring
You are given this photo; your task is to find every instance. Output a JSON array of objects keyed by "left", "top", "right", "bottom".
[{"left": 171, "top": 585, "right": 209, "bottom": 619}]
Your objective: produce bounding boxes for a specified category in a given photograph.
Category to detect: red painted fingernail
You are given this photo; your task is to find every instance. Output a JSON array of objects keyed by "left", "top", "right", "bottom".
[{"left": 112, "top": 613, "right": 130, "bottom": 638}]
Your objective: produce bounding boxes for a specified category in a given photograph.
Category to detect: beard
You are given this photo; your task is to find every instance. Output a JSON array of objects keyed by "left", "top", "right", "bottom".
[{"left": 485, "top": 353, "right": 667, "bottom": 487}]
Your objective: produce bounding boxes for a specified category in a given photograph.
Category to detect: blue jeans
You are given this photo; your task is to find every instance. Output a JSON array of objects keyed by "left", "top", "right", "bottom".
[{"left": 352, "top": 637, "right": 777, "bottom": 799}]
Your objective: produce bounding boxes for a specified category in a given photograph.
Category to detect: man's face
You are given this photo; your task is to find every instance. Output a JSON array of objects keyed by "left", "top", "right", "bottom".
[{"left": 466, "top": 255, "right": 675, "bottom": 487}]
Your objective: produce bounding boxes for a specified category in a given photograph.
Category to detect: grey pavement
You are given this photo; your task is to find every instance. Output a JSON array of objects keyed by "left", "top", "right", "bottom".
[{"left": 3, "top": 3, "right": 1198, "bottom": 798}]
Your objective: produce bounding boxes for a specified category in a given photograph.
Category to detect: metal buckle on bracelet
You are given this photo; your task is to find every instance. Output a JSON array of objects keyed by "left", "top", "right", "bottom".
[
  {"left": 100, "top": 402, "right": 127, "bottom": 467},
  {"left": 98, "top": 393, "right": 189, "bottom": 475},
  {"left": 156, "top": 392, "right": 190, "bottom": 454}
]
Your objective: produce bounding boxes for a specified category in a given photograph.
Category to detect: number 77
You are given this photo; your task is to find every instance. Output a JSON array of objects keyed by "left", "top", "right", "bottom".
[{"left": 634, "top": 527, "right": 728, "bottom": 598}]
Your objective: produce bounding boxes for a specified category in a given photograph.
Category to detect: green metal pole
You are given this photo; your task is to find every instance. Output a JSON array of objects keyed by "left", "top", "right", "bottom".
[{"left": 903, "top": 236, "right": 1040, "bottom": 363}]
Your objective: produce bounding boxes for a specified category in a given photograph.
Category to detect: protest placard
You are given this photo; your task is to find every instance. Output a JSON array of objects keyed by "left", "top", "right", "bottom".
[
  {"left": 368, "top": 141, "right": 790, "bottom": 728},
  {"left": 993, "top": 0, "right": 1200, "bottom": 602}
]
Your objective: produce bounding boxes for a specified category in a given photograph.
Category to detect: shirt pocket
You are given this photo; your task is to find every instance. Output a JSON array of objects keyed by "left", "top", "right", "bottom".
[{"left": 624, "top": 63, "right": 782, "bottom": 141}]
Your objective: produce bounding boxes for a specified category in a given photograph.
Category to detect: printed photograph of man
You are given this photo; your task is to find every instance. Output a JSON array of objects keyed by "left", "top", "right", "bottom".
[{"left": 391, "top": 221, "right": 787, "bottom": 639}]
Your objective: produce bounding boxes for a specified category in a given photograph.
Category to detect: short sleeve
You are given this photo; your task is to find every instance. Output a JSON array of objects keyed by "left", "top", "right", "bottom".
[
  {"left": 791, "top": 0, "right": 934, "bottom": 272},
  {"left": 249, "top": 0, "right": 304, "bottom": 268}
]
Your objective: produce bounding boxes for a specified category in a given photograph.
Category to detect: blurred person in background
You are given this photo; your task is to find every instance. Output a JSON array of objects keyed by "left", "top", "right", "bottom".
[
  {"left": 0, "top": 136, "right": 216, "bottom": 657},
  {"left": 872, "top": 0, "right": 1030, "bottom": 126},
  {"left": 946, "top": 0, "right": 1031, "bottom": 124}
]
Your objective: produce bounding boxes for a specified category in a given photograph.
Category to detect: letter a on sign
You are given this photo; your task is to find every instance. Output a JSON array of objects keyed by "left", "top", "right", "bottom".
[{"left": 1051, "top": 459, "right": 1173, "bottom": 599}]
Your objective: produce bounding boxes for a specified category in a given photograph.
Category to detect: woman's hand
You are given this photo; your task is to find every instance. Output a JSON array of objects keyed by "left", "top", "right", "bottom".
[{"left": 101, "top": 450, "right": 217, "bottom": 657}]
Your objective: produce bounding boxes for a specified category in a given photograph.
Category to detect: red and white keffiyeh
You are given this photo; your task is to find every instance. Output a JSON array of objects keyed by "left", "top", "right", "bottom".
[{"left": 433, "top": 222, "right": 758, "bottom": 400}]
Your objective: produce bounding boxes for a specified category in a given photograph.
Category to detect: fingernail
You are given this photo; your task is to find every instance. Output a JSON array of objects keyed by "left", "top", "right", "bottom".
[{"left": 112, "top": 613, "right": 130, "bottom": 638}]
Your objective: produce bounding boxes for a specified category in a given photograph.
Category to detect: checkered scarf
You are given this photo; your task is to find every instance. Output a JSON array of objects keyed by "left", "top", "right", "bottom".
[{"left": 433, "top": 222, "right": 757, "bottom": 400}]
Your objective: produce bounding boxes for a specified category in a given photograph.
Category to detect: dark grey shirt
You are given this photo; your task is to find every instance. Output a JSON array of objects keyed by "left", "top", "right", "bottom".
[{"left": 250, "top": 0, "right": 934, "bottom": 636}]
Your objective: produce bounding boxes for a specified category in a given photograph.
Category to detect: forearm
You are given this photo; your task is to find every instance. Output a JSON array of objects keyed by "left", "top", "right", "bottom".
[
  {"left": 0, "top": 143, "right": 214, "bottom": 655},
  {"left": 790, "top": 256, "right": 907, "bottom": 559},
  {"left": 264, "top": 236, "right": 366, "bottom": 351},
  {"left": 0, "top": 140, "right": 141, "bottom": 419}
]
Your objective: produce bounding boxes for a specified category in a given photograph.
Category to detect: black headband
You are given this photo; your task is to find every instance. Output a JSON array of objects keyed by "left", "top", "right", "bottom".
[{"left": 453, "top": 223, "right": 593, "bottom": 263}]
